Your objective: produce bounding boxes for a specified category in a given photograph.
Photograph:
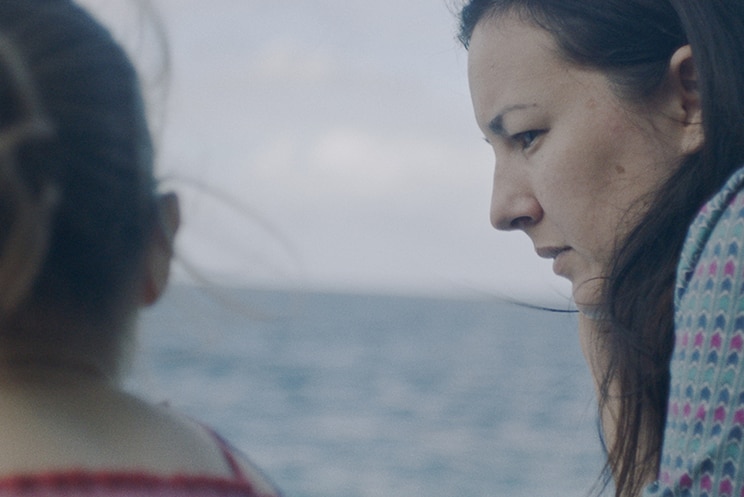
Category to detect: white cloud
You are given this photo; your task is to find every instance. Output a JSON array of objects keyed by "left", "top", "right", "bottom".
[
  {"left": 253, "top": 39, "right": 338, "bottom": 84},
  {"left": 308, "top": 128, "right": 423, "bottom": 196}
]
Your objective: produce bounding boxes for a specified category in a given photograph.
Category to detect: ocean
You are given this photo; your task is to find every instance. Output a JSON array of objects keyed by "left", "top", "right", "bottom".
[{"left": 131, "top": 284, "right": 604, "bottom": 497}]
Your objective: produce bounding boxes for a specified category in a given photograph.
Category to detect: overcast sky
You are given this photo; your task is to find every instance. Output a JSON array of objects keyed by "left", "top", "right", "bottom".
[{"left": 78, "top": 0, "right": 572, "bottom": 302}]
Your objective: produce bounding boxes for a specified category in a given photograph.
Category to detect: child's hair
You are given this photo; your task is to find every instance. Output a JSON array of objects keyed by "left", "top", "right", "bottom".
[{"left": 0, "top": 0, "right": 157, "bottom": 324}]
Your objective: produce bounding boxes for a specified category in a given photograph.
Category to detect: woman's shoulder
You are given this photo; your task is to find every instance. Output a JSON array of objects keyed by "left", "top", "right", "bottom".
[
  {"left": 657, "top": 165, "right": 744, "bottom": 497},
  {"left": 676, "top": 165, "right": 744, "bottom": 304}
]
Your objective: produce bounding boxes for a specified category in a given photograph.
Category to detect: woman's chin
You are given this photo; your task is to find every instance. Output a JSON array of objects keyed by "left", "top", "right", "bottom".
[{"left": 572, "top": 278, "right": 605, "bottom": 319}]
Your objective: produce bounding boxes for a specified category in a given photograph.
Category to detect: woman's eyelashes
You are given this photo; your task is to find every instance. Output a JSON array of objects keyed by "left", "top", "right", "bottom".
[
  {"left": 511, "top": 129, "right": 545, "bottom": 151},
  {"left": 481, "top": 129, "right": 546, "bottom": 152}
]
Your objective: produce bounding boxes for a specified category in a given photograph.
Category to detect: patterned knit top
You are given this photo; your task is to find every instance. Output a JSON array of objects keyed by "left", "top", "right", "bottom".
[{"left": 644, "top": 165, "right": 744, "bottom": 496}]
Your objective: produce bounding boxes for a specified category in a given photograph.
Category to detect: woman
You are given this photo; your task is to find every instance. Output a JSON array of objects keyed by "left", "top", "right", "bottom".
[
  {"left": 0, "top": 1, "right": 280, "bottom": 496},
  {"left": 458, "top": 0, "right": 744, "bottom": 496}
]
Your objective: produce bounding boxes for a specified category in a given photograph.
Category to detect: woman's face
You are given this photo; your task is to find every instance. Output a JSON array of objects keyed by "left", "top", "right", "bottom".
[{"left": 467, "top": 15, "right": 687, "bottom": 312}]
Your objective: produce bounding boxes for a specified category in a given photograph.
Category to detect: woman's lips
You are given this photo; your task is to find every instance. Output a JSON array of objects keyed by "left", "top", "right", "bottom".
[
  {"left": 535, "top": 246, "right": 570, "bottom": 259},
  {"left": 535, "top": 246, "right": 572, "bottom": 276},
  {"left": 552, "top": 249, "right": 571, "bottom": 276}
]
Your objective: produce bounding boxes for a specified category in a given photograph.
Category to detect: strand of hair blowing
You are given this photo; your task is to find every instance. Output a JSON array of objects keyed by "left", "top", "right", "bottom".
[{"left": 604, "top": 1, "right": 744, "bottom": 495}]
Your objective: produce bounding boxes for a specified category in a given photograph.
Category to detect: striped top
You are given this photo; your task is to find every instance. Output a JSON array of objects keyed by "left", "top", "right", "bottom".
[
  {"left": 0, "top": 427, "right": 281, "bottom": 497},
  {"left": 0, "top": 472, "right": 279, "bottom": 497}
]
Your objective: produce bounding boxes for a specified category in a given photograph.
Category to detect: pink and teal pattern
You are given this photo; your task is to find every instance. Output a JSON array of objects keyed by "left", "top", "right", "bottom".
[{"left": 645, "top": 166, "right": 744, "bottom": 497}]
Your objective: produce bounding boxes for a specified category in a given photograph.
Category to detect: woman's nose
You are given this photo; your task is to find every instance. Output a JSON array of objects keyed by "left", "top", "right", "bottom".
[{"left": 489, "top": 167, "right": 543, "bottom": 231}]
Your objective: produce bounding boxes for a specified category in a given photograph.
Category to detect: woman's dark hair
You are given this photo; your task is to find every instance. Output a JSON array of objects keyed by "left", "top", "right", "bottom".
[
  {"left": 0, "top": 0, "right": 156, "bottom": 323},
  {"left": 458, "top": 1, "right": 744, "bottom": 496}
]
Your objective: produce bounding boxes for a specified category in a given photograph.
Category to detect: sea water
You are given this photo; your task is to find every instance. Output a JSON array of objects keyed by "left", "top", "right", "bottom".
[{"left": 131, "top": 285, "right": 604, "bottom": 497}]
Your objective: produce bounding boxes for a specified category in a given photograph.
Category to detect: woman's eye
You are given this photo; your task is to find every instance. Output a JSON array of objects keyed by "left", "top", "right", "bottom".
[{"left": 512, "top": 130, "right": 543, "bottom": 150}]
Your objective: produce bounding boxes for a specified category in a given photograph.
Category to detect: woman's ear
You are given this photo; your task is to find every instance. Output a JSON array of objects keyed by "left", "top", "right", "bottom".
[
  {"left": 140, "top": 192, "right": 180, "bottom": 306},
  {"left": 668, "top": 44, "right": 703, "bottom": 154}
]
